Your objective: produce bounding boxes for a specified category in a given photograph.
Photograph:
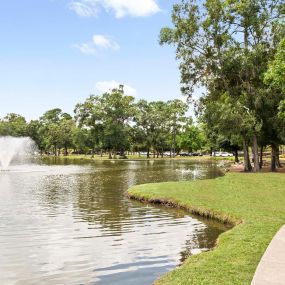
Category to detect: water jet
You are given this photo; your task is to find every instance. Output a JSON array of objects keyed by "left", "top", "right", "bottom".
[{"left": 0, "top": 136, "right": 36, "bottom": 171}]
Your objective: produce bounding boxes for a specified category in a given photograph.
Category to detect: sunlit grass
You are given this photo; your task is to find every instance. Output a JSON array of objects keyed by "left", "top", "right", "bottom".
[
  {"left": 127, "top": 173, "right": 285, "bottom": 285},
  {"left": 44, "top": 154, "right": 236, "bottom": 162}
]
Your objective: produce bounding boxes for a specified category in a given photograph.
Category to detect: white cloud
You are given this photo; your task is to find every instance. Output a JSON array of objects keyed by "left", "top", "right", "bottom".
[
  {"left": 95, "top": 81, "right": 137, "bottom": 96},
  {"left": 74, "top": 34, "right": 119, "bottom": 55},
  {"left": 73, "top": 43, "right": 97, "bottom": 55},
  {"left": 69, "top": 0, "right": 160, "bottom": 18},
  {"left": 93, "top": 35, "right": 120, "bottom": 50},
  {"left": 69, "top": 1, "right": 98, "bottom": 17}
]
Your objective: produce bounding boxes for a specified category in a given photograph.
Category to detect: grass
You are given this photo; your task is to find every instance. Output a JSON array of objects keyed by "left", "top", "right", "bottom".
[
  {"left": 127, "top": 173, "right": 285, "bottom": 285},
  {"left": 41, "top": 154, "right": 236, "bottom": 162}
]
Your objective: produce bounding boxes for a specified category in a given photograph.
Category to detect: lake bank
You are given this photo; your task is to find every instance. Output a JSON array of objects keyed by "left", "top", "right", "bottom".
[
  {"left": 127, "top": 173, "right": 285, "bottom": 284},
  {"left": 40, "top": 154, "right": 236, "bottom": 164}
]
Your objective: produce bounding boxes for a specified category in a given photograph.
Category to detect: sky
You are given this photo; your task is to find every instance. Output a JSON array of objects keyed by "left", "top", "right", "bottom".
[{"left": 0, "top": 0, "right": 192, "bottom": 121}]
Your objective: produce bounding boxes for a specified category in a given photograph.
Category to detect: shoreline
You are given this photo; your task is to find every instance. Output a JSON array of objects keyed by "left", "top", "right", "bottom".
[{"left": 127, "top": 192, "right": 239, "bottom": 227}]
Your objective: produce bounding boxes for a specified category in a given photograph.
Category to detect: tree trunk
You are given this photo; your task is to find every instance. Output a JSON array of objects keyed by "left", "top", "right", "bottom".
[
  {"left": 271, "top": 144, "right": 277, "bottom": 172},
  {"left": 259, "top": 146, "right": 263, "bottom": 169},
  {"left": 243, "top": 137, "right": 252, "bottom": 172},
  {"left": 276, "top": 145, "right": 282, "bottom": 168},
  {"left": 252, "top": 135, "right": 260, "bottom": 172},
  {"left": 234, "top": 149, "right": 239, "bottom": 163},
  {"left": 147, "top": 148, "right": 150, "bottom": 159},
  {"left": 173, "top": 128, "right": 177, "bottom": 158},
  {"left": 271, "top": 144, "right": 282, "bottom": 170},
  {"left": 108, "top": 151, "right": 112, "bottom": 159}
]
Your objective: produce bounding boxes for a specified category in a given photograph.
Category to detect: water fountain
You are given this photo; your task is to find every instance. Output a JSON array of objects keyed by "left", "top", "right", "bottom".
[{"left": 0, "top": 137, "right": 36, "bottom": 171}]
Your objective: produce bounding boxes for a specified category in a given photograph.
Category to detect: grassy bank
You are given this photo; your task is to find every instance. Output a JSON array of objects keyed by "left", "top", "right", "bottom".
[
  {"left": 41, "top": 154, "right": 236, "bottom": 162},
  {"left": 127, "top": 173, "right": 285, "bottom": 285}
]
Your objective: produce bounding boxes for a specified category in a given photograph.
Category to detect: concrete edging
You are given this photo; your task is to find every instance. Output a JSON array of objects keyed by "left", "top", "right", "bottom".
[{"left": 251, "top": 225, "right": 285, "bottom": 285}]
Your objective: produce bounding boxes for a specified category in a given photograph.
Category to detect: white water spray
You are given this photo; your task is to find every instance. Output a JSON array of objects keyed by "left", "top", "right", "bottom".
[{"left": 0, "top": 137, "right": 36, "bottom": 170}]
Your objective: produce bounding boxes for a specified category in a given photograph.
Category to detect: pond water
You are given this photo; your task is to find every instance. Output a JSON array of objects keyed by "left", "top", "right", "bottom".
[{"left": 0, "top": 159, "right": 226, "bottom": 285}]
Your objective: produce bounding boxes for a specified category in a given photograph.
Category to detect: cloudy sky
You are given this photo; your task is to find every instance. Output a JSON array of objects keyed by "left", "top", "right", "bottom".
[{"left": 0, "top": 0, "right": 188, "bottom": 120}]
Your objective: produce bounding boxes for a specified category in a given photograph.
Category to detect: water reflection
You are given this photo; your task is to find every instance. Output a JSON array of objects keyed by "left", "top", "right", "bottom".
[{"left": 0, "top": 160, "right": 226, "bottom": 285}]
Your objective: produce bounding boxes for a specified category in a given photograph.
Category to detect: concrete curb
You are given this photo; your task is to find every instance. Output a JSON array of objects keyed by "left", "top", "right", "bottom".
[{"left": 251, "top": 225, "right": 285, "bottom": 285}]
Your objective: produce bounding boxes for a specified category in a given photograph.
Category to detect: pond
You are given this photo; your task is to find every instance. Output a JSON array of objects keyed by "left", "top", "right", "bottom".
[{"left": 0, "top": 159, "right": 227, "bottom": 285}]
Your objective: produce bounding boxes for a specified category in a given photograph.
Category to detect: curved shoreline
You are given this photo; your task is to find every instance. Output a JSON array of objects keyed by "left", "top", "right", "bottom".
[
  {"left": 127, "top": 193, "right": 239, "bottom": 227},
  {"left": 126, "top": 173, "right": 285, "bottom": 285},
  {"left": 127, "top": 190, "right": 239, "bottom": 285}
]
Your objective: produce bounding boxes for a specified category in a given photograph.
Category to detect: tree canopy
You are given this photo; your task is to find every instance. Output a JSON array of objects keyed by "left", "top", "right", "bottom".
[{"left": 160, "top": 0, "right": 285, "bottom": 171}]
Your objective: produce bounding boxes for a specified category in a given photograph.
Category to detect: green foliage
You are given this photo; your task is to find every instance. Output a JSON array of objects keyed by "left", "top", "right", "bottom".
[
  {"left": 177, "top": 120, "right": 206, "bottom": 152},
  {"left": 0, "top": 91, "right": 200, "bottom": 157},
  {"left": 75, "top": 87, "right": 136, "bottom": 155},
  {"left": 265, "top": 38, "right": 285, "bottom": 92},
  {"left": 161, "top": 0, "right": 285, "bottom": 171},
  {"left": 31, "top": 108, "right": 76, "bottom": 155},
  {"left": 134, "top": 99, "right": 188, "bottom": 156},
  {"left": 0, "top": 113, "right": 27, "bottom": 137},
  {"left": 279, "top": 100, "right": 285, "bottom": 120},
  {"left": 265, "top": 37, "right": 285, "bottom": 125}
]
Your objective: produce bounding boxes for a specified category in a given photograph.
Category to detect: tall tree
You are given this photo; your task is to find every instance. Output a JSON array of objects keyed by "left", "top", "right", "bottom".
[
  {"left": 75, "top": 86, "right": 136, "bottom": 158},
  {"left": 264, "top": 37, "right": 285, "bottom": 170},
  {"left": 167, "top": 99, "right": 188, "bottom": 157},
  {"left": 160, "top": 0, "right": 284, "bottom": 171},
  {"left": 39, "top": 109, "right": 74, "bottom": 156},
  {"left": 0, "top": 113, "right": 27, "bottom": 137}
]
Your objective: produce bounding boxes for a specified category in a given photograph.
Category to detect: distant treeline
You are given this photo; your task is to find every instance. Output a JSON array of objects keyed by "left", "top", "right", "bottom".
[
  {"left": 0, "top": 87, "right": 206, "bottom": 159},
  {"left": 0, "top": 81, "right": 284, "bottom": 172}
]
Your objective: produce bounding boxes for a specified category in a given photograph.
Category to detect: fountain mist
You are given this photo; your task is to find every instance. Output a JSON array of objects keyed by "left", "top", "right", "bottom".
[{"left": 0, "top": 137, "right": 36, "bottom": 170}]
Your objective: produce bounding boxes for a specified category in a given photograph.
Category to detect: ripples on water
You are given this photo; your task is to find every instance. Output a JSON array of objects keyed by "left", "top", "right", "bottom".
[{"left": 0, "top": 160, "right": 226, "bottom": 285}]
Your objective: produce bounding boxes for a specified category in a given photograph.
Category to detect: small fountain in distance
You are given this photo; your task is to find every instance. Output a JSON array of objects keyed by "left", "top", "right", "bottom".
[{"left": 0, "top": 136, "right": 36, "bottom": 171}]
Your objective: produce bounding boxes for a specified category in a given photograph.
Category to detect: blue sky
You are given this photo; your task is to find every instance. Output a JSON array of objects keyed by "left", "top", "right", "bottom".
[{"left": 0, "top": 0, "right": 188, "bottom": 121}]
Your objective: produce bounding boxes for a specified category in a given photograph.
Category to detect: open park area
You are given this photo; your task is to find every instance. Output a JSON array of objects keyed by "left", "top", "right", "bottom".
[{"left": 1, "top": 0, "right": 285, "bottom": 284}]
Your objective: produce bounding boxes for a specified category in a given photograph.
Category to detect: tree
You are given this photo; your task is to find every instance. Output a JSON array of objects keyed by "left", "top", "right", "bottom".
[
  {"left": 27, "top": 120, "right": 45, "bottom": 153},
  {"left": 136, "top": 100, "right": 171, "bottom": 158},
  {"left": 72, "top": 127, "right": 91, "bottom": 154},
  {"left": 167, "top": 99, "right": 188, "bottom": 157},
  {"left": 264, "top": 37, "right": 285, "bottom": 170},
  {"left": 265, "top": 37, "right": 285, "bottom": 119},
  {"left": 75, "top": 86, "right": 136, "bottom": 158},
  {"left": 178, "top": 119, "right": 206, "bottom": 153},
  {"left": 39, "top": 109, "right": 74, "bottom": 155},
  {"left": 0, "top": 113, "right": 27, "bottom": 137},
  {"left": 160, "top": 0, "right": 284, "bottom": 172},
  {"left": 134, "top": 100, "right": 153, "bottom": 157},
  {"left": 59, "top": 118, "right": 76, "bottom": 156},
  {"left": 199, "top": 94, "right": 260, "bottom": 170}
]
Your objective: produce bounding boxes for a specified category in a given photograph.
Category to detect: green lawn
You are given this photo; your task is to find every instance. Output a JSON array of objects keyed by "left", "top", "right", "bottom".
[
  {"left": 43, "top": 154, "right": 235, "bottom": 162},
  {"left": 127, "top": 173, "right": 285, "bottom": 285}
]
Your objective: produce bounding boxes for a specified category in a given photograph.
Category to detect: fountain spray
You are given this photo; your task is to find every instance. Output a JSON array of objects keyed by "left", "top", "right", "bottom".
[{"left": 0, "top": 137, "right": 36, "bottom": 171}]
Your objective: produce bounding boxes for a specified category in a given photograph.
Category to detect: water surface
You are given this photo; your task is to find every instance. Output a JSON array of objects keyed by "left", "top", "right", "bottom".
[{"left": 0, "top": 159, "right": 226, "bottom": 285}]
